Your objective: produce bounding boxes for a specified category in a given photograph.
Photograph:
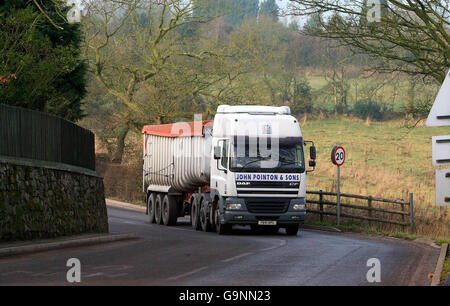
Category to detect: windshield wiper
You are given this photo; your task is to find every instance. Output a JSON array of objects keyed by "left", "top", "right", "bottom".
[{"left": 239, "top": 155, "right": 272, "bottom": 172}]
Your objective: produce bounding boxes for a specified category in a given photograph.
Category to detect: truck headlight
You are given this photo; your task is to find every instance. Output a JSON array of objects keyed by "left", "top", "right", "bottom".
[
  {"left": 226, "top": 204, "right": 242, "bottom": 210},
  {"left": 293, "top": 204, "right": 306, "bottom": 211}
]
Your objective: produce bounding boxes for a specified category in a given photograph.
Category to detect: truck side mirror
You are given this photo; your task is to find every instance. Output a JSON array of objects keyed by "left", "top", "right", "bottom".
[
  {"left": 214, "top": 146, "right": 221, "bottom": 160},
  {"left": 310, "top": 146, "right": 316, "bottom": 160},
  {"left": 309, "top": 160, "right": 316, "bottom": 168}
]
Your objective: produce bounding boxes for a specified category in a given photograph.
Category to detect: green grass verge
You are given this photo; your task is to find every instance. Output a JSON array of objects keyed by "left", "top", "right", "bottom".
[{"left": 435, "top": 239, "right": 450, "bottom": 246}]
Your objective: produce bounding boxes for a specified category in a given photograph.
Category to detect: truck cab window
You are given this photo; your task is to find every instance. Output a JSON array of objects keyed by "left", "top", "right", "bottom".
[{"left": 221, "top": 140, "right": 229, "bottom": 169}]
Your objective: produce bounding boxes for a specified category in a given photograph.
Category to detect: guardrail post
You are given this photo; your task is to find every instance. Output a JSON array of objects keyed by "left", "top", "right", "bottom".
[
  {"left": 368, "top": 196, "right": 372, "bottom": 227},
  {"left": 319, "top": 190, "right": 324, "bottom": 222},
  {"left": 409, "top": 193, "right": 415, "bottom": 234}
]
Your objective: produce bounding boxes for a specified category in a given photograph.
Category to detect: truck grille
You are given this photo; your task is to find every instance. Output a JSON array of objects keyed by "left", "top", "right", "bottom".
[{"left": 246, "top": 199, "right": 289, "bottom": 214}]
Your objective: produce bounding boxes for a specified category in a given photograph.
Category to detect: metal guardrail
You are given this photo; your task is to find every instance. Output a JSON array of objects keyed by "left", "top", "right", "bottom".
[
  {"left": 306, "top": 190, "right": 414, "bottom": 233},
  {"left": 0, "top": 104, "right": 95, "bottom": 171}
]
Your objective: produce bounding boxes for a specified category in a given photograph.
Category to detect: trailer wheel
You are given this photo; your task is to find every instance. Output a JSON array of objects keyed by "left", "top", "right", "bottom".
[
  {"left": 200, "top": 198, "right": 212, "bottom": 232},
  {"left": 162, "top": 194, "right": 178, "bottom": 226},
  {"left": 147, "top": 193, "right": 156, "bottom": 224},
  {"left": 214, "top": 205, "right": 230, "bottom": 235},
  {"left": 155, "top": 194, "right": 163, "bottom": 225},
  {"left": 285, "top": 225, "right": 299, "bottom": 236},
  {"left": 190, "top": 195, "right": 201, "bottom": 231}
]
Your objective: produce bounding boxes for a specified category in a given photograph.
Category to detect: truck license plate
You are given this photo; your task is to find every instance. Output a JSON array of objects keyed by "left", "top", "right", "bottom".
[{"left": 258, "top": 220, "right": 277, "bottom": 226}]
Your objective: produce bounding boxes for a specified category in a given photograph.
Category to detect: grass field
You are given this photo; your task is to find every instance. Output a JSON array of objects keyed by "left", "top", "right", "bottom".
[{"left": 300, "top": 117, "right": 449, "bottom": 239}]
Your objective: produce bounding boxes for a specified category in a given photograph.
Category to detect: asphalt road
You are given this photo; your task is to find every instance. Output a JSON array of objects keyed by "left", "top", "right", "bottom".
[{"left": 0, "top": 206, "right": 439, "bottom": 285}]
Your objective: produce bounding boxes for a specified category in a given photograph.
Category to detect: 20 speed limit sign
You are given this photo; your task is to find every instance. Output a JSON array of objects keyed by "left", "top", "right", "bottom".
[{"left": 331, "top": 146, "right": 345, "bottom": 167}]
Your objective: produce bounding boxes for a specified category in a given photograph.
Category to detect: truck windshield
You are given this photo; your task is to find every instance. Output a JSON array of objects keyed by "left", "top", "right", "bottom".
[{"left": 230, "top": 139, "right": 305, "bottom": 173}]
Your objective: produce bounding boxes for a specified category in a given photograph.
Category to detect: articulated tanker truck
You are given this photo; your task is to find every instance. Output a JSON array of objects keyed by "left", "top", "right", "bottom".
[{"left": 142, "top": 105, "right": 316, "bottom": 235}]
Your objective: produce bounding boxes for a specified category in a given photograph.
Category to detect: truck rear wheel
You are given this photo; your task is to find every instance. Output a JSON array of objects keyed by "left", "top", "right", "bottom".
[
  {"left": 147, "top": 193, "right": 156, "bottom": 224},
  {"left": 190, "top": 195, "right": 201, "bottom": 231},
  {"left": 155, "top": 194, "right": 163, "bottom": 225},
  {"left": 200, "top": 197, "right": 212, "bottom": 232},
  {"left": 162, "top": 194, "right": 178, "bottom": 226}
]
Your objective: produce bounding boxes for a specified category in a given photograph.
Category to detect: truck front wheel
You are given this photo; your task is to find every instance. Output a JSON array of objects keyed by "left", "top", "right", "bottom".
[
  {"left": 214, "top": 206, "right": 230, "bottom": 235},
  {"left": 200, "top": 198, "right": 212, "bottom": 232},
  {"left": 162, "top": 195, "right": 178, "bottom": 226},
  {"left": 155, "top": 194, "right": 163, "bottom": 225},
  {"left": 285, "top": 225, "right": 299, "bottom": 236}
]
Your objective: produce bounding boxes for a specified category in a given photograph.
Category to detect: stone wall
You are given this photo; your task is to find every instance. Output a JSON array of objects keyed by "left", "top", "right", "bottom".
[{"left": 0, "top": 160, "right": 109, "bottom": 241}]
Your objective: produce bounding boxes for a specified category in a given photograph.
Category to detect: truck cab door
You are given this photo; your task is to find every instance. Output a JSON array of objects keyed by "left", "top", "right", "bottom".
[{"left": 211, "top": 138, "right": 229, "bottom": 196}]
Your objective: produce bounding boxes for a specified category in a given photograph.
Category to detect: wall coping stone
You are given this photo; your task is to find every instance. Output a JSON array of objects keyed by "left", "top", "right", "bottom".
[{"left": 0, "top": 155, "right": 102, "bottom": 178}]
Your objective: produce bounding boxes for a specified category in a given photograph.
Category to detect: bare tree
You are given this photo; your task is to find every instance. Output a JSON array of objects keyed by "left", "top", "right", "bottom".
[
  {"left": 82, "top": 0, "right": 243, "bottom": 162},
  {"left": 287, "top": 0, "right": 450, "bottom": 84}
]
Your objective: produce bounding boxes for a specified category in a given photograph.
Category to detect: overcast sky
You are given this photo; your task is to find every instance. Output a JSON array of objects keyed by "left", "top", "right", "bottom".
[{"left": 274, "top": 0, "right": 307, "bottom": 27}]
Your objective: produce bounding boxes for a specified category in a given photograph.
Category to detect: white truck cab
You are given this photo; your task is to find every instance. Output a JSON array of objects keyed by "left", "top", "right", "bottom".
[{"left": 209, "top": 105, "right": 315, "bottom": 234}]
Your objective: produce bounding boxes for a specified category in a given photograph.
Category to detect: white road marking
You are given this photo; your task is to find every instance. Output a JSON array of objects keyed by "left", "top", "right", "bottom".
[
  {"left": 1, "top": 270, "right": 32, "bottom": 276},
  {"left": 32, "top": 272, "right": 59, "bottom": 277},
  {"left": 84, "top": 272, "right": 104, "bottom": 278},
  {"left": 107, "top": 273, "right": 128, "bottom": 278},
  {"left": 93, "top": 265, "right": 132, "bottom": 271},
  {"left": 221, "top": 252, "right": 252, "bottom": 263},
  {"left": 167, "top": 266, "right": 209, "bottom": 280},
  {"left": 258, "top": 239, "right": 287, "bottom": 252}
]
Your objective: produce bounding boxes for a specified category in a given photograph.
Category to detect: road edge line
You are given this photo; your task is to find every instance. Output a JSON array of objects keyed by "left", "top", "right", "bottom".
[
  {"left": 300, "top": 224, "right": 342, "bottom": 233},
  {"left": 0, "top": 233, "right": 138, "bottom": 258},
  {"left": 431, "top": 243, "right": 448, "bottom": 286},
  {"left": 106, "top": 199, "right": 146, "bottom": 213}
]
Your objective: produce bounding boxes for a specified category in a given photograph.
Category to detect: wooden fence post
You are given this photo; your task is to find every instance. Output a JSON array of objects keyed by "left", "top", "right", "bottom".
[
  {"left": 401, "top": 199, "right": 406, "bottom": 231},
  {"left": 368, "top": 196, "right": 372, "bottom": 227},
  {"left": 319, "top": 190, "right": 324, "bottom": 222},
  {"left": 409, "top": 193, "right": 415, "bottom": 234}
]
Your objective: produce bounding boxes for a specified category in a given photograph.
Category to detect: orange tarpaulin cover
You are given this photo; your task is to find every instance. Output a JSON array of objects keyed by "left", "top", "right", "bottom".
[{"left": 142, "top": 120, "right": 213, "bottom": 137}]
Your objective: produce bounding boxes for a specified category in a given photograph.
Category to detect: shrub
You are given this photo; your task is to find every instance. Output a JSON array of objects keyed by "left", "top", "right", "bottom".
[
  {"left": 352, "top": 99, "right": 388, "bottom": 121},
  {"left": 291, "top": 79, "right": 313, "bottom": 115}
]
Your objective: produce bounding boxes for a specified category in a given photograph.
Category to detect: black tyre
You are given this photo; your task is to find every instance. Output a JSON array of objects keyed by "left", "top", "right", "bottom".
[
  {"left": 190, "top": 195, "right": 201, "bottom": 231},
  {"left": 285, "top": 225, "right": 299, "bottom": 236},
  {"left": 162, "top": 194, "right": 178, "bottom": 226},
  {"left": 214, "top": 205, "right": 230, "bottom": 235},
  {"left": 250, "top": 225, "right": 262, "bottom": 233},
  {"left": 155, "top": 194, "right": 163, "bottom": 225},
  {"left": 200, "top": 198, "right": 212, "bottom": 232},
  {"left": 209, "top": 200, "right": 218, "bottom": 229},
  {"left": 147, "top": 193, "right": 156, "bottom": 224}
]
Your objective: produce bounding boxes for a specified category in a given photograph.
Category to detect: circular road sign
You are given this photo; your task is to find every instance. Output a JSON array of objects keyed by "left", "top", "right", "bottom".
[{"left": 331, "top": 146, "right": 346, "bottom": 167}]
